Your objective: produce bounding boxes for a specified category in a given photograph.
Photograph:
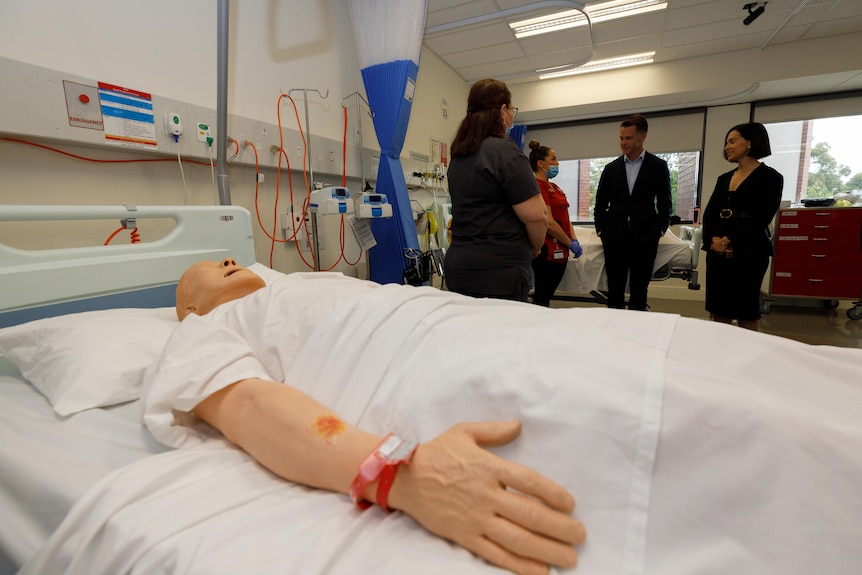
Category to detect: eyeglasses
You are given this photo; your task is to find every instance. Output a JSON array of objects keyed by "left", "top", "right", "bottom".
[{"left": 501, "top": 104, "right": 518, "bottom": 120}]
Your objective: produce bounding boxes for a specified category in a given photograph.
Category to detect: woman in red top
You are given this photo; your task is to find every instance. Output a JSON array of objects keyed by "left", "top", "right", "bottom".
[{"left": 528, "top": 140, "right": 583, "bottom": 306}]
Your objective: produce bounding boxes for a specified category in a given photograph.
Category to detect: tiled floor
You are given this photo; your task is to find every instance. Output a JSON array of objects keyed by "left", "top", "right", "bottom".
[{"left": 551, "top": 295, "right": 862, "bottom": 349}]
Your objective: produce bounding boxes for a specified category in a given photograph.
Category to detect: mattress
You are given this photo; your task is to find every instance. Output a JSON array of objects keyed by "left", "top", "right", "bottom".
[{"left": 0, "top": 358, "right": 167, "bottom": 569}]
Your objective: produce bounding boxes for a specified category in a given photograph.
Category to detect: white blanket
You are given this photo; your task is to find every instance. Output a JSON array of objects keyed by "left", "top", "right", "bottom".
[{"left": 20, "top": 279, "right": 862, "bottom": 575}]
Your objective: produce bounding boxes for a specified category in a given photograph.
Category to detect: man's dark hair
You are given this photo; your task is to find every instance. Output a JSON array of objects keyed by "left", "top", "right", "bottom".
[{"left": 621, "top": 114, "right": 648, "bottom": 134}]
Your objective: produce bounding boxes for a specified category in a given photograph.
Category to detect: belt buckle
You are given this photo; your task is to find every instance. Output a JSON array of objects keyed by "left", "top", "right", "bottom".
[{"left": 719, "top": 208, "right": 733, "bottom": 219}]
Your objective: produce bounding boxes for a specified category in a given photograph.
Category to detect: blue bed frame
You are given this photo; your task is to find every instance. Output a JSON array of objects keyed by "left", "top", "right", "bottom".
[{"left": 0, "top": 205, "right": 257, "bottom": 328}]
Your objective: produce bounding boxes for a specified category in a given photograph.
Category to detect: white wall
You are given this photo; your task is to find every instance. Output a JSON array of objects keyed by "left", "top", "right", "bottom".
[
  {"left": 0, "top": 0, "right": 468, "bottom": 276},
  {"left": 0, "top": 1, "right": 361, "bottom": 142},
  {"left": 0, "top": 1, "right": 845, "bottom": 302}
]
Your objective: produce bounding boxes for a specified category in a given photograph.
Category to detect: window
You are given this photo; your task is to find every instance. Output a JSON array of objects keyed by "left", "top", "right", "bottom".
[
  {"left": 754, "top": 91, "right": 862, "bottom": 204},
  {"left": 526, "top": 109, "right": 705, "bottom": 224},
  {"left": 763, "top": 115, "right": 862, "bottom": 203},
  {"left": 553, "top": 151, "right": 700, "bottom": 223}
]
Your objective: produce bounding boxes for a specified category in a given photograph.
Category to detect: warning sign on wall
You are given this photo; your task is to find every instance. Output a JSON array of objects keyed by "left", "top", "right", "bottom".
[{"left": 97, "top": 82, "right": 157, "bottom": 149}]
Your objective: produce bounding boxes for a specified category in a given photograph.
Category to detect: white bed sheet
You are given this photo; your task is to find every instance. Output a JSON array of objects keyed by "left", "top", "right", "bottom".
[
  {"left": 558, "top": 227, "right": 693, "bottom": 295},
  {"left": 21, "top": 289, "right": 678, "bottom": 575},
  {"left": 17, "top": 283, "right": 862, "bottom": 575},
  {"left": 0, "top": 358, "right": 168, "bottom": 569}
]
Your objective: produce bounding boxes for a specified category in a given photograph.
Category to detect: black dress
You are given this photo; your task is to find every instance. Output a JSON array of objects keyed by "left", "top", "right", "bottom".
[{"left": 702, "top": 164, "right": 783, "bottom": 321}]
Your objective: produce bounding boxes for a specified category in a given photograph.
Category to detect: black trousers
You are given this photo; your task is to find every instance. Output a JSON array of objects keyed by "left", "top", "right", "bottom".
[
  {"left": 531, "top": 246, "right": 567, "bottom": 307},
  {"left": 601, "top": 236, "right": 658, "bottom": 311}
]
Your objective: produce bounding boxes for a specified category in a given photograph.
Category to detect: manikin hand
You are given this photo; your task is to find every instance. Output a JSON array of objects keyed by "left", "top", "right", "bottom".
[{"left": 390, "top": 421, "right": 586, "bottom": 575}]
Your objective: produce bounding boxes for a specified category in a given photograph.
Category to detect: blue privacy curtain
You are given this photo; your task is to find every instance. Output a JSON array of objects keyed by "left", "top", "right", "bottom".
[
  {"left": 348, "top": 0, "right": 427, "bottom": 284},
  {"left": 509, "top": 124, "right": 528, "bottom": 150}
]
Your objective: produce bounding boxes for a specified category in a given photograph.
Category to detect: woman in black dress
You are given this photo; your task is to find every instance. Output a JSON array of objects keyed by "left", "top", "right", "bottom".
[{"left": 702, "top": 122, "right": 783, "bottom": 330}]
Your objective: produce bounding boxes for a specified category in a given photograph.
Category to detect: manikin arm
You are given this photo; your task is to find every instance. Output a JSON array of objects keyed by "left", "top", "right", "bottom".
[{"left": 194, "top": 378, "right": 585, "bottom": 575}]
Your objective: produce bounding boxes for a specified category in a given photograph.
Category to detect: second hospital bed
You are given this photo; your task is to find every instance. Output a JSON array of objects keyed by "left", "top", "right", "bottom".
[
  {"left": 554, "top": 225, "right": 702, "bottom": 302},
  {"left": 1, "top": 205, "right": 860, "bottom": 575}
]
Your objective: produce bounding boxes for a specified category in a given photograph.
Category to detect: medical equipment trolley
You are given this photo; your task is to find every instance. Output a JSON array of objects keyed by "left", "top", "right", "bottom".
[{"left": 764, "top": 206, "right": 862, "bottom": 320}]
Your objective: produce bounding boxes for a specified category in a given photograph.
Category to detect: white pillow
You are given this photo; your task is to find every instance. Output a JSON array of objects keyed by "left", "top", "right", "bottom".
[{"left": 0, "top": 307, "right": 178, "bottom": 416}]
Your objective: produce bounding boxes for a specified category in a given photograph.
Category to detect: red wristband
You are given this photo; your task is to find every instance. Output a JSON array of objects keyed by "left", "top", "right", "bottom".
[
  {"left": 375, "top": 462, "right": 400, "bottom": 512},
  {"left": 349, "top": 433, "right": 417, "bottom": 511}
]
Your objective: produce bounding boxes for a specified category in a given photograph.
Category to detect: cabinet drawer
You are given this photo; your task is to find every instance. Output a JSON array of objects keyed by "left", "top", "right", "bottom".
[
  {"left": 773, "top": 241, "right": 862, "bottom": 262},
  {"left": 771, "top": 272, "right": 862, "bottom": 299},
  {"left": 777, "top": 223, "right": 862, "bottom": 241},
  {"left": 778, "top": 208, "right": 862, "bottom": 227}
]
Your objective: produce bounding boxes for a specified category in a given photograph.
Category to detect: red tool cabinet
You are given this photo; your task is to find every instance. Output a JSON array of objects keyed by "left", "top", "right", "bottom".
[{"left": 767, "top": 207, "right": 862, "bottom": 320}]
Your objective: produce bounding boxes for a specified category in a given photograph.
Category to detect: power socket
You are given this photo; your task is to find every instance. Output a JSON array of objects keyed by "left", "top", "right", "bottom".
[
  {"left": 164, "top": 113, "right": 183, "bottom": 138},
  {"left": 281, "top": 210, "right": 304, "bottom": 240},
  {"left": 196, "top": 122, "right": 211, "bottom": 144}
]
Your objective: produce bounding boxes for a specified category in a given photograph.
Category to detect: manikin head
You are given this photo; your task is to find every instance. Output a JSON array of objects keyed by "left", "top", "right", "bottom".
[{"left": 175, "top": 258, "right": 266, "bottom": 321}]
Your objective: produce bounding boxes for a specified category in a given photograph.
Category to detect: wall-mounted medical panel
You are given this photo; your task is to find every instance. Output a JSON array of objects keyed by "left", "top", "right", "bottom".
[{"left": 0, "top": 56, "right": 379, "bottom": 179}]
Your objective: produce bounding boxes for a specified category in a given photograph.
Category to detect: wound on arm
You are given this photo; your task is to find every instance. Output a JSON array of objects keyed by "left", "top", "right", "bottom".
[{"left": 312, "top": 415, "right": 346, "bottom": 442}]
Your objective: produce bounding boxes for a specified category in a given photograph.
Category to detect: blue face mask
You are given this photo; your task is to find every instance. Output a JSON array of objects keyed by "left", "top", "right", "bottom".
[
  {"left": 505, "top": 124, "right": 513, "bottom": 137},
  {"left": 546, "top": 165, "right": 559, "bottom": 179}
]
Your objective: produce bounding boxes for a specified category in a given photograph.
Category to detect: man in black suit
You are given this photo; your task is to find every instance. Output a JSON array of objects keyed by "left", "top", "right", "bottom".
[{"left": 594, "top": 114, "right": 672, "bottom": 311}]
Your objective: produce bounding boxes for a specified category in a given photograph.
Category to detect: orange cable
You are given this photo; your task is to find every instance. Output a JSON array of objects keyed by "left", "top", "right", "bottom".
[
  {"left": 103, "top": 227, "right": 126, "bottom": 245},
  {"left": 0, "top": 136, "right": 215, "bottom": 167},
  {"left": 103, "top": 226, "right": 140, "bottom": 245}
]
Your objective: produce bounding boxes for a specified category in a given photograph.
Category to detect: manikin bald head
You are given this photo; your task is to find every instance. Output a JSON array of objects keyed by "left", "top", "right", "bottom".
[{"left": 175, "top": 258, "right": 266, "bottom": 321}]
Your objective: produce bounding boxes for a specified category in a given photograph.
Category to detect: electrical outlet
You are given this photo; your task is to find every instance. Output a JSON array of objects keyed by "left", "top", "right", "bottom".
[
  {"left": 281, "top": 212, "right": 293, "bottom": 233},
  {"left": 281, "top": 210, "right": 305, "bottom": 241},
  {"left": 196, "top": 122, "right": 211, "bottom": 143},
  {"left": 164, "top": 113, "right": 183, "bottom": 137}
]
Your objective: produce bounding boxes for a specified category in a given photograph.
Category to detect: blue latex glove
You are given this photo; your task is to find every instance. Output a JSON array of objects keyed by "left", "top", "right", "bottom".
[{"left": 570, "top": 239, "right": 583, "bottom": 259}]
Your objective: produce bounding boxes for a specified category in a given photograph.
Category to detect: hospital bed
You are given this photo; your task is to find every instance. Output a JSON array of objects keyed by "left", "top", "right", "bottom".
[
  {"left": 1, "top": 205, "right": 861, "bottom": 575},
  {"left": 554, "top": 226, "right": 701, "bottom": 304}
]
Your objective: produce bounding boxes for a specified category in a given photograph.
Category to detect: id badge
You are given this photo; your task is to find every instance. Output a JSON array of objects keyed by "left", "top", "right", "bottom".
[{"left": 553, "top": 249, "right": 565, "bottom": 260}]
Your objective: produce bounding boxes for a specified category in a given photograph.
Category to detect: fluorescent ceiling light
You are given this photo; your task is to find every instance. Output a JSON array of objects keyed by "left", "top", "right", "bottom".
[
  {"left": 511, "top": 0, "right": 667, "bottom": 38},
  {"left": 539, "top": 52, "right": 655, "bottom": 79}
]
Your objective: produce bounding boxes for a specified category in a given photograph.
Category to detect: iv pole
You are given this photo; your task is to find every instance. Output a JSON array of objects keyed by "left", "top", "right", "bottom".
[
  {"left": 287, "top": 88, "right": 329, "bottom": 270},
  {"left": 341, "top": 91, "right": 374, "bottom": 193},
  {"left": 287, "top": 88, "right": 329, "bottom": 186},
  {"left": 215, "top": 0, "right": 231, "bottom": 205}
]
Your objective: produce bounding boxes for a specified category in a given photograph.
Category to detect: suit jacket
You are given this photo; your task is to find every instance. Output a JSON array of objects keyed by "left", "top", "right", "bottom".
[{"left": 594, "top": 151, "right": 672, "bottom": 243}]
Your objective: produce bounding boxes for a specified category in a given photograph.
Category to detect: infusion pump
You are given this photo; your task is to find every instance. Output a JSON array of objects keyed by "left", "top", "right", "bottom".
[
  {"left": 309, "top": 187, "right": 392, "bottom": 219},
  {"left": 358, "top": 193, "right": 393, "bottom": 218},
  {"left": 309, "top": 186, "right": 354, "bottom": 215}
]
